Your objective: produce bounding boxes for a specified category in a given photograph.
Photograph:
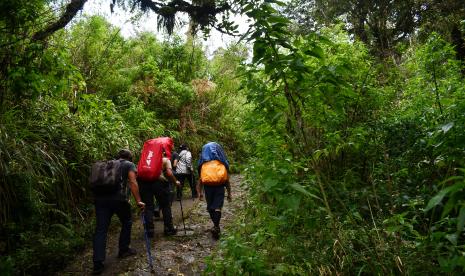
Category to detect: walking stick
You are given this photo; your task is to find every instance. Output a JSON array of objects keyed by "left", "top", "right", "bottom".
[
  {"left": 141, "top": 212, "right": 154, "bottom": 272},
  {"left": 178, "top": 194, "right": 187, "bottom": 235},
  {"left": 191, "top": 172, "right": 196, "bottom": 198}
]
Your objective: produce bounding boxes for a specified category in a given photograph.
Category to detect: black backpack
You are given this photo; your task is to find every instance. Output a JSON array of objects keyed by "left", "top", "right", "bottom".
[{"left": 89, "top": 159, "right": 124, "bottom": 195}]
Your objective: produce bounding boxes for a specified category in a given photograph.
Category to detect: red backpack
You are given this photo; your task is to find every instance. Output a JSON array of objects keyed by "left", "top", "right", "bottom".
[
  {"left": 137, "top": 137, "right": 173, "bottom": 181},
  {"left": 154, "top": 137, "right": 173, "bottom": 160}
]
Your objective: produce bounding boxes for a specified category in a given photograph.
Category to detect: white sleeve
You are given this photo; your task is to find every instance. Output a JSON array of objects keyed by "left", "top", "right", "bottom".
[{"left": 186, "top": 151, "right": 192, "bottom": 167}]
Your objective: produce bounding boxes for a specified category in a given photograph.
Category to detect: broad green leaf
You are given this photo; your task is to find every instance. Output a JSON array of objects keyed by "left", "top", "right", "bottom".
[
  {"left": 425, "top": 189, "right": 448, "bottom": 212},
  {"left": 446, "top": 233, "right": 458, "bottom": 245},
  {"left": 426, "top": 182, "right": 465, "bottom": 212},
  {"left": 265, "top": 0, "right": 286, "bottom": 6},
  {"left": 284, "top": 195, "right": 301, "bottom": 212},
  {"left": 279, "top": 168, "right": 288, "bottom": 174},
  {"left": 253, "top": 41, "right": 267, "bottom": 64},
  {"left": 442, "top": 198, "right": 456, "bottom": 218},
  {"left": 290, "top": 183, "right": 321, "bottom": 200},
  {"left": 268, "top": 15, "right": 290, "bottom": 24},
  {"left": 457, "top": 205, "right": 465, "bottom": 233},
  {"left": 305, "top": 46, "right": 324, "bottom": 59},
  {"left": 352, "top": 211, "right": 363, "bottom": 221},
  {"left": 242, "top": 3, "right": 254, "bottom": 12},
  {"left": 263, "top": 178, "right": 279, "bottom": 192}
]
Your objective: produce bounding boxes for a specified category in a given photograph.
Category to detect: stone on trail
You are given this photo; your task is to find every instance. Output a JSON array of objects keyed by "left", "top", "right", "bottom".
[{"left": 58, "top": 175, "right": 244, "bottom": 276}]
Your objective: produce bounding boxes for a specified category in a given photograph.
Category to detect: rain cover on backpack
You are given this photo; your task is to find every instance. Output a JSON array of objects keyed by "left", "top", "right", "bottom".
[
  {"left": 198, "top": 142, "right": 229, "bottom": 186},
  {"left": 137, "top": 137, "right": 173, "bottom": 181},
  {"left": 200, "top": 160, "right": 228, "bottom": 186},
  {"left": 153, "top": 137, "right": 173, "bottom": 160},
  {"left": 197, "top": 142, "right": 229, "bottom": 170}
]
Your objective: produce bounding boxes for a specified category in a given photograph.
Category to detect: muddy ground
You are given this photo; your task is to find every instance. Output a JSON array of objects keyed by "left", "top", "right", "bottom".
[{"left": 59, "top": 175, "right": 244, "bottom": 276}]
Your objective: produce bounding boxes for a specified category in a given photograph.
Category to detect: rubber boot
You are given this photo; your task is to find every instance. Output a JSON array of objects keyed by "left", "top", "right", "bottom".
[
  {"left": 211, "top": 211, "right": 221, "bottom": 240},
  {"left": 208, "top": 209, "right": 214, "bottom": 222}
]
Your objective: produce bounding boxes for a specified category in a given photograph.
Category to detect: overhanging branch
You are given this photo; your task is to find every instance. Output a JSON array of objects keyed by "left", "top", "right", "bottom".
[
  {"left": 32, "top": 0, "right": 88, "bottom": 42},
  {"left": 31, "top": 0, "right": 234, "bottom": 42}
]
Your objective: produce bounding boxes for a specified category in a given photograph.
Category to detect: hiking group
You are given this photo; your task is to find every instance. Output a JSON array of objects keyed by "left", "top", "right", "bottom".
[{"left": 89, "top": 138, "right": 232, "bottom": 275}]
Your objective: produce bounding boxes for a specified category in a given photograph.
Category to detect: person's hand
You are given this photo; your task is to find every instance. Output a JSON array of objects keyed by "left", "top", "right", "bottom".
[
  {"left": 137, "top": 201, "right": 145, "bottom": 210},
  {"left": 227, "top": 194, "right": 232, "bottom": 202},
  {"left": 175, "top": 180, "right": 181, "bottom": 187}
]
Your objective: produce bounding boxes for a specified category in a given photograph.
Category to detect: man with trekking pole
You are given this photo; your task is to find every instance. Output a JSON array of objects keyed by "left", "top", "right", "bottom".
[
  {"left": 90, "top": 149, "right": 145, "bottom": 275},
  {"left": 138, "top": 138, "right": 180, "bottom": 237}
]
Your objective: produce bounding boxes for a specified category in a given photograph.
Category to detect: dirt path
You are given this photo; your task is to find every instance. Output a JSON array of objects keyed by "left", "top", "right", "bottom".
[{"left": 59, "top": 175, "right": 244, "bottom": 276}]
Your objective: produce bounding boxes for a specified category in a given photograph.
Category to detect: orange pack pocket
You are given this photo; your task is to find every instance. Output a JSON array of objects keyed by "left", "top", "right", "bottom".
[{"left": 201, "top": 160, "right": 228, "bottom": 185}]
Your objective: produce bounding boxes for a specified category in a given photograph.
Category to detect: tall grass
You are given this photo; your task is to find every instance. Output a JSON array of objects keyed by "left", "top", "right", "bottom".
[{"left": 0, "top": 94, "right": 163, "bottom": 274}]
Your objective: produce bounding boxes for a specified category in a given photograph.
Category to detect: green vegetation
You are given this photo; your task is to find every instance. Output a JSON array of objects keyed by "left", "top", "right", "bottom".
[
  {"left": 0, "top": 6, "right": 247, "bottom": 274},
  {"left": 205, "top": 1, "right": 465, "bottom": 275},
  {"left": 2, "top": 0, "right": 465, "bottom": 274}
]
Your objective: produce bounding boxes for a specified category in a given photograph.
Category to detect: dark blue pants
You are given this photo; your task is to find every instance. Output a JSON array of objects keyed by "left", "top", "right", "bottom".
[
  {"left": 93, "top": 200, "right": 132, "bottom": 265},
  {"left": 204, "top": 185, "right": 225, "bottom": 211},
  {"left": 204, "top": 185, "right": 225, "bottom": 228},
  {"left": 139, "top": 180, "right": 174, "bottom": 233}
]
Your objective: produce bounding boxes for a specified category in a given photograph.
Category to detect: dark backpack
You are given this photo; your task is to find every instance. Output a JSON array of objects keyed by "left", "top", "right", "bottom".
[{"left": 90, "top": 159, "right": 124, "bottom": 195}]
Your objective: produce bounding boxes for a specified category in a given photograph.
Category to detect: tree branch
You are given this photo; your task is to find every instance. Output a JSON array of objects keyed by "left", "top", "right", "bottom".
[
  {"left": 31, "top": 0, "right": 233, "bottom": 42},
  {"left": 32, "top": 0, "right": 88, "bottom": 42}
]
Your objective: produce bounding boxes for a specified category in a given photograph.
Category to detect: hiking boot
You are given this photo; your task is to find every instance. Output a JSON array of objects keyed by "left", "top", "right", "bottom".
[
  {"left": 118, "top": 248, "right": 137, "bottom": 258},
  {"left": 164, "top": 228, "right": 177, "bottom": 236},
  {"left": 92, "top": 261, "right": 104, "bottom": 275},
  {"left": 211, "top": 226, "right": 220, "bottom": 240}
]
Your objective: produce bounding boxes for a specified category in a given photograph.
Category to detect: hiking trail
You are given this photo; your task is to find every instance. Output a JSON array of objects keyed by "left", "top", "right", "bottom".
[{"left": 59, "top": 174, "right": 244, "bottom": 275}]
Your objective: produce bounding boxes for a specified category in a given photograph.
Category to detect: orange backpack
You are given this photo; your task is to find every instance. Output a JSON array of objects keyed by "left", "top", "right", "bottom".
[{"left": 200, "top": 160, "right": 228, "bottom": 186}]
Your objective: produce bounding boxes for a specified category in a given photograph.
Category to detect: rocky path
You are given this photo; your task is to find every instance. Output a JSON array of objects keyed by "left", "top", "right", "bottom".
[{"left": 59, "top": 174, "right": 244, "bottom": 276}]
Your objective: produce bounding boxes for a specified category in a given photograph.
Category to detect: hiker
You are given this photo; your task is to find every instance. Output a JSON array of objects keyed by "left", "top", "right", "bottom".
[
  {"left": 92, "top": 149, "right": 145, "bottom": 275},
  {"left": 196, "top": 142, "right": 232, "bottom": 239},
  {"left": 139, "top": 149, "right": 180, "bottom": 237},
  {"left": 175, "top": 144, "right": 197, "bottom": 200},
  {"left": 171, "top": 148, "right": 179, "bottom": 172}
]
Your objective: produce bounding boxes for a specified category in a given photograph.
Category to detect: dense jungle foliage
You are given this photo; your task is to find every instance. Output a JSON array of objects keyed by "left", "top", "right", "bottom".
[{"left": 1, "top": 0, "right": 465, "bottom": 275}]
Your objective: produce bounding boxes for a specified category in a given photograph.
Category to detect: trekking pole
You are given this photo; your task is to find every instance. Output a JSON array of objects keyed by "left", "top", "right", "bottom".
[
  {"left": 191, "top": 172, "right": 196, "bottom": 198},
  {"left": 141, "top": 212, "right": 154, "bottom": 273},
  {"left": 178, "top": 193, "right": 187, "bottom": 235}
]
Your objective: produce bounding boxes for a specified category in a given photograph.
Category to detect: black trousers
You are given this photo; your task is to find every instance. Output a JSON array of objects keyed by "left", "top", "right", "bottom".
[
  {"left": 204, "top": 184, "right": 225, "bottom": 211},
  {"left": 139, "top": 180, "right": 174, "bottom": 233},
  {"left": 204, "top": 185, "right": 225, "bottom": 228},
  {"left": 176, "top": 173, "right": 197, "bottom": 199},
  {"left": 93, "top": 200, "right": 132, "bottom": 264}
]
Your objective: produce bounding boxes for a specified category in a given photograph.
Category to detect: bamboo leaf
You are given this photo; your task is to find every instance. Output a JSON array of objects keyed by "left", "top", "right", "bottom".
[
  {"left": 290, "top": 183, "right": 321, "bottom": 201},
  {"left": 425, "top": 183, "right": 465, "bottom": 212},
  {"left": 425, "top": 189, "right": 448, "bottom": 212},
  {"left": 457, "top": 205, "right": 465, "bottom": 234}
]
